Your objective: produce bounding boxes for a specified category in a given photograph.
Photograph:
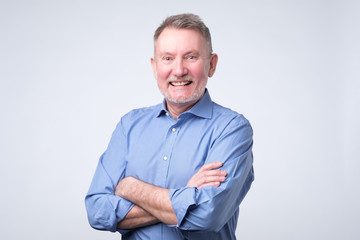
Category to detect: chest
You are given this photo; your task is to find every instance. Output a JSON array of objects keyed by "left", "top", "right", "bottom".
[{"left": 124, "top": 118, "right": 216, "bottom": 188}]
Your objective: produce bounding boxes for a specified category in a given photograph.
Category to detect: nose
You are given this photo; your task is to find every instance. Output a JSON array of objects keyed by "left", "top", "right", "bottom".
[{"left": 173, "top": 58, "right": 188, "bottom": 77}]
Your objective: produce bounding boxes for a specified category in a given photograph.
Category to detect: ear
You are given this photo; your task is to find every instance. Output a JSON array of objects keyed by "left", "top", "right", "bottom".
[
  {"left": 208, "top": 53, "right": 218, "bottom": 78},
  {"left": 151, "top": 57, "right": 157, "bottom": 79}
]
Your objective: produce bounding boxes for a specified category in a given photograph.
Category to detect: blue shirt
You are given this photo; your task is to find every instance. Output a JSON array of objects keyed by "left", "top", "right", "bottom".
[{"left": 85, "top": 90, "right": 254, "bottom": 239}]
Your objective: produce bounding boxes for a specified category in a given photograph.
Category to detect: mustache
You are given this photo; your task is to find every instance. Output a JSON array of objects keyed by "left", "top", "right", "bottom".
[{"left": 167, "top": 75, "right": 193, "bottom": 82}]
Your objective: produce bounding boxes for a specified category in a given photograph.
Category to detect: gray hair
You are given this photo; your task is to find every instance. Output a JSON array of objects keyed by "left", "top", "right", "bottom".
[{"left": 154, "top": 13, "right": 213, "bottom": 54}]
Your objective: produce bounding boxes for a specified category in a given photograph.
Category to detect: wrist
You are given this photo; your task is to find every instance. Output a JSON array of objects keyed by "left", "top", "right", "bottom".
[{"left": 115, "top": 176, "right": 137, "bottom": 198}]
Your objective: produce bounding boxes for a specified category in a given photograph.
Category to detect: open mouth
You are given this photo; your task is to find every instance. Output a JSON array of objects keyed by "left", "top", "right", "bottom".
[{"left": 170, "top": 81, "right": 192, "bottom": 86}]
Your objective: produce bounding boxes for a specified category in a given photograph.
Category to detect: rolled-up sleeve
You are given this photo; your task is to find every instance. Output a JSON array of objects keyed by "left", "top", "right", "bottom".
[
  {"left": 169, "top": 116, "right": 254, "bottom": 232},
  {"left": 85, "top": 119, "right": 134, "bottom": 233}
]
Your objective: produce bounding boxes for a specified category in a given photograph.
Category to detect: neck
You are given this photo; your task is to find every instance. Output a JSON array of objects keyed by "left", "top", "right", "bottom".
[
  {"left": 165, "top": 90, "right": 206, "bottom": 121},
  {"left": 166, "top": 101, "right": 197, "bottom": 121}
]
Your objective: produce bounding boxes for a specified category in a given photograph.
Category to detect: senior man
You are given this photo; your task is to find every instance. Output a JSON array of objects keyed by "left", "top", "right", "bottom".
[{"left": 85, "top": 13, "right": 254, "bottom": 239}]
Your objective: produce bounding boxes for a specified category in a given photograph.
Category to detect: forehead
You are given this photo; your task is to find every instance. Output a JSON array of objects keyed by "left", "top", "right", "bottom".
[{"left": 155, "top": 28, "right": 207, "bottom": 54}]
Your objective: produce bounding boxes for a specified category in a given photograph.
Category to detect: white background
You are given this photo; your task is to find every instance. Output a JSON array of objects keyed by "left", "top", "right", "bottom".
[{"left": 1, "top": 0, "right": 359, "bottom": 239}]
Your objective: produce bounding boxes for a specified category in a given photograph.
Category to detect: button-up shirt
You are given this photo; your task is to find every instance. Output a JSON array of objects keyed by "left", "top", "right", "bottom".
[{"left": 85, "top": 90, "right": 254, "bottom": 239}]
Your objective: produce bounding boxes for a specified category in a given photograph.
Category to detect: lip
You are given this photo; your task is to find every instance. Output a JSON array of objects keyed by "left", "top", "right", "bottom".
[{"left": 169, "top": 81, "right": 193, "bottom": 86}]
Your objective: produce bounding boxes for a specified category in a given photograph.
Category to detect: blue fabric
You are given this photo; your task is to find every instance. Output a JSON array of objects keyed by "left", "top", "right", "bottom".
[{"left": 85, "top": 90, "right": 254, "bottom": 239}]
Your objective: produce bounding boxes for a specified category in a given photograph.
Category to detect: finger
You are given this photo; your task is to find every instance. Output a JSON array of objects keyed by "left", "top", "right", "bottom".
[
  {"left": 194, "top": 174, "right": 226, "bottom": 187},
  {"left": 203, "top": 175, "right": 226, "bottom": 183},
  {"left": 200, "top": 161, "right": 223, "bottom": 171},
  {"left": 203, "top": 170, "right": 227, "bottom": 177},
  {"left": 187, "top": 172, "right": 225, "bottom": 188},
  {"left": 198, "top": 181, "right": 222, "bottom": 189}
]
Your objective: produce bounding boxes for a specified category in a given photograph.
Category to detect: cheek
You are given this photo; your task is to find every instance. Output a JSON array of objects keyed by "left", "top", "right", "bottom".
[
  {"left": 156, "top": 67, "right": 171, "bottom": 81},
  {"left": 156, "top": 71, "right": 170, "bottom": 89},
  {"left": 190, "top": 65, "right": 208, "bottom": 80}
]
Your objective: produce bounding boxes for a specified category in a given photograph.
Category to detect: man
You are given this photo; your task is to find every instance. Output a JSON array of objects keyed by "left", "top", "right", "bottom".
[{"left": 85, "top": 13, "right": 254, "bottom": 239}]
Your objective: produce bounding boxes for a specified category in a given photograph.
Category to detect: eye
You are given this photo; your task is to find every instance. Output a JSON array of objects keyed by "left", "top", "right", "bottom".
[
  {"left": 161, "top": 56, "right": 173, "bottom": 64},
  {"left": 186, "top": 55, "right": 198, "bottom": 61}
]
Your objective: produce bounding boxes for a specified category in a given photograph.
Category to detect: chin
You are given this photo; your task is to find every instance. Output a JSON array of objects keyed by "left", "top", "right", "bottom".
[
  {"left": 160, "top": 86, "right": 206, "bottom": 104},
  {"left": 167, "top": 97, "right": 196, "bottom": 104},
  {"left": 165, "top": 92, "right": 203, "bottom": 104}
]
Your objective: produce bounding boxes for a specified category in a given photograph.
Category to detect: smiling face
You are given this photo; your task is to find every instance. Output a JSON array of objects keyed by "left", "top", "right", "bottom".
[{"left": 151, "top": 27, "right": 218, "bottom": 111}]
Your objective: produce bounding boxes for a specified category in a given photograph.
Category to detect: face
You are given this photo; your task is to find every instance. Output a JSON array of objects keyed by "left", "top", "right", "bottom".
[{"left": 151, "top": 28, "right": 218, "bottom": 107}]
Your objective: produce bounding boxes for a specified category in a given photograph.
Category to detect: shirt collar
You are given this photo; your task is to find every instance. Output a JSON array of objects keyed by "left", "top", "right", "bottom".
[{"left": 156, "top": 89, "right": 213, "bottom": 119}]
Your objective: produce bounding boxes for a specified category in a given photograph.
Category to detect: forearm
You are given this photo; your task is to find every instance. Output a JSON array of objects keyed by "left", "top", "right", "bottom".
[
  {"left": 116, "top": 177, "right": 177, "bottom": 225},
  {"left": 117, "top": 205, "right": 159, "bottom": 229}
]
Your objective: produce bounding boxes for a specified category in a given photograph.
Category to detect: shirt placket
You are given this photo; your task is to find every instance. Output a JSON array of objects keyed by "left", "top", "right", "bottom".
[{"left": 159, "top": 121, "right": 181, "bottom": 188}]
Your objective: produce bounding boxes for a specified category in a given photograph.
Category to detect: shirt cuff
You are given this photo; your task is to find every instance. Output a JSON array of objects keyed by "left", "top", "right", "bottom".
[
  {"left": 169, "top": 187, "right": 197, "bottom": 228},
  {"left": 92, "top": 195, "right": 134, "bottom": 232}
]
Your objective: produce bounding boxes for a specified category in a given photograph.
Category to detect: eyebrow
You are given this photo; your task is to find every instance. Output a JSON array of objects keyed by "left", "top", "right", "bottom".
[{"left": 158, "top": 50, "right": 200, "bottom": 56}]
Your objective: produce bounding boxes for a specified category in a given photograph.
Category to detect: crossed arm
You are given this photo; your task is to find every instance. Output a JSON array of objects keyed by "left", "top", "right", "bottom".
[{"left": 115, "top": 161, "right": 227, "bottom": 229}]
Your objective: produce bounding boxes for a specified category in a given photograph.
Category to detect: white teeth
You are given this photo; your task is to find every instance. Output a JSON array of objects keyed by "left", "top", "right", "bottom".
[{"left": 171, "top": 81, "right": 190, "bottom": 86}]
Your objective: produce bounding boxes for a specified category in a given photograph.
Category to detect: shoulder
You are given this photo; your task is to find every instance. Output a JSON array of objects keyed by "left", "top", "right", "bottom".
[
  {"left": 125, "top": 103, "right": 161, "bottom": 118},
  {"left": 209, "top": 103, "right": 253, "bottom": 147},
  {"left": 117, "top": 103, "right": 162, "bottom": 130},
  {"left": 209, "top": 102, "right": 253, "bottom": 141},
  {"left": 212, "top": 102, "right": 251, "bottom": 127}
]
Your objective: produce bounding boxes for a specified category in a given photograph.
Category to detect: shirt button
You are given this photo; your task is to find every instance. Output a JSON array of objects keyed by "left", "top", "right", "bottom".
[
  {"left": 163, "top": 156, "right": 168, "bottom": 161},
  {"left": 172, "top": 128, "right": 176, "bottom": 132},
  {"left": 165, "top": 113, "right": 169, "bottom": 116}
]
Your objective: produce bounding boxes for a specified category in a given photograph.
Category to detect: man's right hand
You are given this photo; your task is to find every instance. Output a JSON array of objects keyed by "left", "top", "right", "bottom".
[{"left": 186, "top": 162, "right": 227, "bottom": 189}]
